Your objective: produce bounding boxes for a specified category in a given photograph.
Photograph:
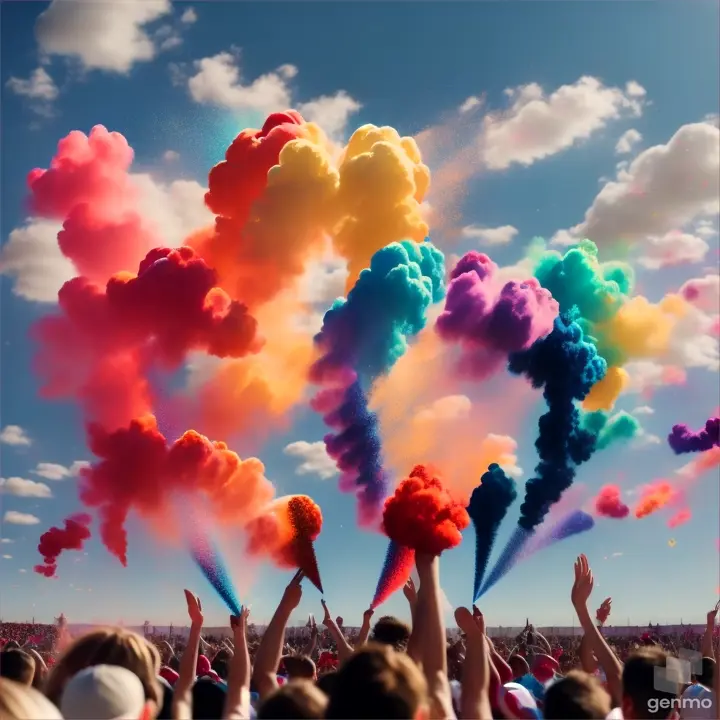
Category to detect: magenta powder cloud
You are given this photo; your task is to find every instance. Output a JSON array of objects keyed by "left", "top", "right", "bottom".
[
  {"left": 668, "top": 417, "right": 719, "bottom": 454},
  {"left": 436, "top": 251, "right": 559, "bottom": 379}
]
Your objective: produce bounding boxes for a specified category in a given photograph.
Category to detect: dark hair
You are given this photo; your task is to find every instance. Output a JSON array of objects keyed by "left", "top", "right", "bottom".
[
  {"left": 282, "top": 654, "right": 316, "bottom": 680},
  {"left": 155, "top": 676, "right": 174, "bottom": 719},
  {"left": 0, "top": 649, "right": 36, "bottom": 686},
  {"left": 212, "top": 649, "right": 231, "bottom": 680},
  {"left": 316, "top": 670, "right": 337, "bottom": 696},
  {"left": 168, "top": 655, "right": 180, "bottom": 672},
  {"left": 696, "top": 656, "right": 715, "bottom": 689},
  {"left": 622, "top": 647, "right": 677, "bottom": 720},
  {"left": 369, "top": 616, "right": 411, "bottom": 653},
  {"left": 191, "top": 677, "right": 226, "bottom": 720},
  {"left": 258, "top": 681, "right": 327, "bottom": 719},
  {"left": 326, "top": 643, "right": 427, "bottom": 719},
  {"left": 544, "top": 670, "right": 611, "bottom": 719}
]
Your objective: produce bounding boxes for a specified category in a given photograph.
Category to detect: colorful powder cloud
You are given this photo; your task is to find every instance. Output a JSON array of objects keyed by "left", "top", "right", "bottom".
[
  {"left": 668, "top": 417, "right": 719, "bottom": 454},
  {"left": 34, "top": 513, "right": 93, "bottom": 577},
  {"left": 634, "top": 481, "right": 677, "bottom": 519},
  {"left": 371, "top": 542, "right": 415, "bottom": 609},
  {"left": 594, "top": 485, "right": 630, "bottom": 519}
]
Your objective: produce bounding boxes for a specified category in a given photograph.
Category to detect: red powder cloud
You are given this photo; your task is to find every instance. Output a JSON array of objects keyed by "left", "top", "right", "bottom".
[
  {"left": 667, "top": 508, "right": 691, "bottom": 528},
  {"left": 594, "top": 485, "right": 630, "bottom": 519},
  {"left": 382, "top": 464, "right": 470, "bottom": 555},
  {"left": 34, "top": 513, "right": 92, "bottom": 577}
]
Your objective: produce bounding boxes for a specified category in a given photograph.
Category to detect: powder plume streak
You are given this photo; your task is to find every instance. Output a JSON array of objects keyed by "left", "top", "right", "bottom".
[
  {"left": 34, "top": 513, "right": 92, "bottom": 578},
  {"left": 371, "top": 541, "right": 415, "bottom": 609}
]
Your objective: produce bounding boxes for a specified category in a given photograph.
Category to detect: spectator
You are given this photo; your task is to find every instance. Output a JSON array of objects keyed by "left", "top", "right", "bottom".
[
  {"left": 622, "top": 646, "right": 679, "bottom": 719},
  {"left": 0, "top": 677, "right": 63, "bottom": 719},
  {"left": 0, "top": 650, "right": 35, "bottom": 687},
  {"left": 544, "top": 670, "right": 612, "bottom": 719},
  {"left": 258, "top": 680, "right": 327, "bottom": 719}
]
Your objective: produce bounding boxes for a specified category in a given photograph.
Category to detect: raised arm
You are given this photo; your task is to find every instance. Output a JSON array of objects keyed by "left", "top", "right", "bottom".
[
  {"left": 252, "top": 570, "right": 303, "bottom": 700},
  {"left": 403, "top": 578, "right": 422, "bottom": 664},
  {"left": 455, "top": 607, "right": 492, "bottom": 720},
  {"left": 302, "top": 619, "right": 319, "bottom": 659},
  {"left": 571, "top": 555, "right": 623, "bottom": 705},
  {"left": 321, "top": 600, "right": 354, "bottom": 663},
  {"left": 356, "top": 607, "right": 374, "bottom": 648},
  {"left": 702, "top": 600, "right": 719, "bottom": 660},
  {"left": 579, "top": 633, "right": 599, "bottom": 674},
  {"left": 224, "top": 607, "right": 251, "bottom": 720},
  {"left": 173, "top": 590, "right": 204, "bottom": 720},
  {"left": 415, "top": 554, "right": 454, "bottom": 720}
]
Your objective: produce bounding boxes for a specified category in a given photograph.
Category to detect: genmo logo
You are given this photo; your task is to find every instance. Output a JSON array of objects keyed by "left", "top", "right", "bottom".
[{"left": 651, "top": 649, "right": 713, "bottom": 715}]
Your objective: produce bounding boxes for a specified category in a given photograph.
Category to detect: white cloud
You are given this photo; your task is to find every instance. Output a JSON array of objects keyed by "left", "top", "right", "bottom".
[
  {"left": 154, "top": 25, "right": 182, "bottom": 52},
  {"left": 1, "top": 175, "right": 211, "bottom": 304},
  {"left": 414, "top": 395, "right": 472, "bottom": 423},
  {"left": 632, "top": 431, "right": 662, "bottom": 449},
  {"left": 284, "top": 441, "right": 338, "bottom": 480},
  {"left": 298, "top": 254, "right": 348, "bottom": 305},
  {"left": 163, "top": 150, "right": 180, "bottom": 162},
  {"left": 666, "top": 304, "right": 719, "bottom": 372},
  {"left": 3, "top": 511, "right": 41, "bottom": 526},
  {"left": 693, "top": 219, "right": 718, "bottom": 239},
  {"left": 631, "top": 405, "right": 655, "bottom": 416},
  {"left": 552, "top": 122, "right": 720, "bottom": 247},
  {"left": 35, "top": 0, "right": 172, "bottom": 73},
  {"left": 180, "top": 7, "right": 197, "bottom": 24},
  {"left": 615, "top": 128, "right": 642, "bottom": 155},
  {"left": 187, "top": 51, "right": 294, "bottom": 113},
  {"left": 624, "top": 361, "right": 686, "bottom": 394},
  {"left": 679, "top": 273, "right": 720, "bottom": 313},
  {"left": 32, "top": 461, "right": 89, "bottom": 481},
  {"left": 636, "top": 231, "right": 709, "bottom": 269},
  {"left": 0, "top": 425, "right": 32, "bottom": 447},
  {"left": 1, "top": 539, "right": 15, "bottom": 544},
  {"left": 625, "top": 81, "right": 647, "bottom": 98},
  {"left": 298, "top": 91, "right": 362, "bottom": 140},
  {"left": 480, "top": 76, "right": 645, "bottom": 170},
  {"left": 460, "top": 224, "right": 518, "bottom": 246},
  {"left": 459, "top": 96, "right": 482, "bottom": 114},
  {"left": 2, "top": 555, "right": 12, "bottom": 560},
  {"left": 6, "top": 67, "right": 59, "bottom": 106},
  {"left": 185, "top": 51, "right": 360, "bottom": 139},
  {"left": 19, "top": 568, "right": 27, "bottom": 573},
  {"left": 0, "top": 477, "right": 53, "bottom": 499}
]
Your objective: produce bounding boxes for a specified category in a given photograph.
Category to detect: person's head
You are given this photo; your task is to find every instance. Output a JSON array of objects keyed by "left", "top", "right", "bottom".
[
  {"left": 258, "top": 680, "right": 328, "bottom": 719},
  {"left": 558, "top": 653, "right": 574, "bottom": 675},
  {"left": 44, "top": 627, "right": 161, "bottom": 708},
  {"left": 326, "top": 643, "right": 428, "bottom": 719},
  {"left": 191, "top": 677, "right": 226, "bottom": 720},
  {"left": 282, "top": 654, "right": 317, "bottom": 681},
  {"left": 509, "top": 654, "right": 530, "bottom": 679},
  {"left": 0, "top": 677, "right": 63, "bottom": 719},
  {"left": 155, "top": 676, "right": 174, "bottom": 720},
  {"left": 59, "top": 664, "right": 155, "bottom": 720},
  {"left": 543, "top": 670, "right": 611, "bottom": 719},
  {"left": 0, "top": 650, "right": 35, "bottom": 686},
  {"left": 622, "top": 647, "right": 677, "bottom": 719},
  {"left": 316, "top": 670, "right": 337, "bottom": 697},
  {"left": 695, "top": 656, "right": 715, "bottom": 689},
  {"left": 369, "top": 617, "right": 411, "bottom": 653},
  {"left": 3, "top": 641, "right": 20, "bottom": 651}
]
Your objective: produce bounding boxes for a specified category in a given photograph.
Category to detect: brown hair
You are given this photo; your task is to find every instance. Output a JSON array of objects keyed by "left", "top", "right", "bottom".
[
  {"left": 0, "top": 677, "right": 63, "bottom": 719},
  {"left": 282, "top": 654, "right": 316, "bottom": 680},
  {"left": 258, "top": 681, "right": 328, "bottom": 719},
  {"left": 544, "top": 670, "right": 611, "bottom": 719},
  {"left": 370, "top": 616, "right": 411, "bottom": 653},
  {"left": 44, "top": 627, "right": 160, "bottom": 707},
  {"left": 0, "top": 651, "right": 35, "bottom": 687},
  {"left": 326, "top": 643, "right": 427, "bottom": 719},
  {"left": 622, "top": 646, "right": 676, "bottom": 720}
]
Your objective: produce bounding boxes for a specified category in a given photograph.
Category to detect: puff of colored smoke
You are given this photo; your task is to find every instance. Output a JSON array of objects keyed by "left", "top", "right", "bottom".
[
  {"left": 335, "top": 125, "right": 430, "bottom": 288},
  {"left": 634, "top": 481, "right": 677, "bottom": 519},
  {"left": 583, "top": 366, "right": 629, "bottom": 412},
  {"left": 593, "top": 294, "right": 687, "bottom": 367},
  {"left": 668, "top": 417, "right": 720, "bottom": 454},
  {"left": 371, "top": 541, "right": 415, "bottom": 609},
  {"left": 315, "top": 380, "right": 387, "bottom": 526},
  {"left": 312, "top": 240, "right": 445, "bottom": 382},
  {"left": 190, "top": 529, "right": 242, "bottom": 615},
  {"left": 436, "top": 251, "right": 558, "bottom": 380},
  {"left": 480, "top": 312, "right": 606, "bottom": 596},
  {"left": 27, "top": 126, "right": 159, "bottom": 283},
  {"left": 581, "top": 410, "right": 641, "bottom": 451},
  {"left": 533, "top": 240, "right": 634, "bottom": 324},
  {"left": 667, "top": 508, "right": 692, "bottom": 529},
  {"left": 246, "top": 495, "right": 324, "bottom": 592},
  {"left": 509, "top": 310, "right": 606, "bottom": 531},
  {"left": 34, "top": 513, "right": 92, "bottom": 578},
  {"left": 33, "top": 246, "right": 262, "bottom": 431},
  {"left": 538, "top": 510, "right": 595, "bottom": 549},
  {"left": 382, "top": 465, "right": 470, "bottom": 555},
  {"left": 594, "top": 485, "right": 630, "bottom": 519},
  {"left": 182, "top": 292, "right": 314, "bottom": 441},
  {"left": 468, "top": 464, "right": 518, "bottom": 603},
  {"left": 79, "top": 415, "right": 274, "bottom": 565}
]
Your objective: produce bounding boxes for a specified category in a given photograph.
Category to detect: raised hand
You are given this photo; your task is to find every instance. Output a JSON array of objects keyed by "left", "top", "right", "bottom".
[
  {"left": 571, "top": 554, "right": 595, "bottom": 608},
  {"left": 403, "top": 577, "right": 418, "bottom": 605},
  {"left": 362, "top": 607, "right": 375, "bottom": 624},
  {"left": 707, "top": 599, "right": 720, "bottom": 626},
  {"left": 281, "top": 570, "right": 304, "bottom": 610},
  {"left": 231, "top": 606, "right": 251, "bottom": 633},
  {"left": 184, "top": 590, "right": 204, "bottom": 627},
  {"left": 321, "top": 599, "right": 332, "bottom": 627}
]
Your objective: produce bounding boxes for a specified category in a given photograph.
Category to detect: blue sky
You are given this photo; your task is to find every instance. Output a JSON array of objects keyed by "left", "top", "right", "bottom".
[{"left": 0, "top": 1, "right": 718, "bottom": 629}]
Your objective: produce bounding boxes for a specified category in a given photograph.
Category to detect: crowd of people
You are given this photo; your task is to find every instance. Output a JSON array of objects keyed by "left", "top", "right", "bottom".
[{"left": 1, "top": 553, "right": 717, "bottom": 719}]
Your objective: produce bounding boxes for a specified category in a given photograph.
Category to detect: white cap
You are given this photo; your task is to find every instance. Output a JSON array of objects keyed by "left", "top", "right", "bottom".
[{"left": 60, "top": 665, "right": 146, "bottom": 720}]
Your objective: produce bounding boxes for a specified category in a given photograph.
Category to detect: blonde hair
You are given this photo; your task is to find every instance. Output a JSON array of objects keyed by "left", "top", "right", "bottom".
[
  {"left": 0, "top": 678, "right": 63, "bottom": 720},
  {"left": 44, "top": 627, "right": 160, "bottom": 707}
]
